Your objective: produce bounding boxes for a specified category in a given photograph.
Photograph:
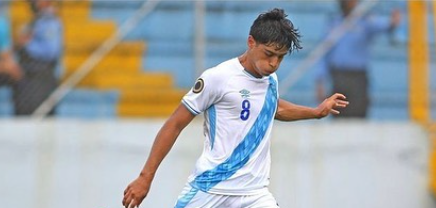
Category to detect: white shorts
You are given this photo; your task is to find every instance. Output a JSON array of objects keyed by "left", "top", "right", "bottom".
[{"left": 174, "top": 184, "right": 280, "bottom": 208}]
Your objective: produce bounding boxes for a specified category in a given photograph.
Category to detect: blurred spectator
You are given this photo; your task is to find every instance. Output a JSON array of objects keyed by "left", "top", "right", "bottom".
[
  {"left": 0, "top": 6, "right": 22, "bottom": 88},
  {"left": 13, "top": 0, "right": 62, "bottom": 115},
  {"left": 316, "top": 0, "right": 400, "bottom": 118}
]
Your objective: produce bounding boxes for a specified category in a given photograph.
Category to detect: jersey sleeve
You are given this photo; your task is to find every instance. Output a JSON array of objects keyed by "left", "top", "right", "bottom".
[
  {"left": 182, "top": 69, "right": 225, "bottom": 115},
  {"left": 0, "top": 17, "right": 11, "bottom": 52}
]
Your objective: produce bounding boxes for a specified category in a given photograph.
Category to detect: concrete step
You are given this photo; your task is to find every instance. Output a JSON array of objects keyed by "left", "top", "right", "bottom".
[
  {"left": 120, "top": 88, "right": 186, "bottom": 104},
  {"left": 69, "top": 73, "right": 174, "bottom": 89},
  {"left": 63, "top": 67, "right": 140, "bottom": 78},
  {"left": 65, "top": 41, "right": 145, "bottom": 55},
  {"left": 64, "top": 21, "right": 116, "bottom": 41},
  {"left": 63, "top": 53, "right": 141, "bottom": 72},
  {"left": 117, "top": 103, "right": 179, "bottom": 117}
]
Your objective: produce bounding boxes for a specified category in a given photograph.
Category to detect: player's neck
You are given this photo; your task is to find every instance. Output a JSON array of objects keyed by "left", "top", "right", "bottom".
[
  {"left": 238, "top": 53, "right": 247, "bottom": 67},
  {"left": 238, "top": 53, "right": 262, "bottom": 78}
]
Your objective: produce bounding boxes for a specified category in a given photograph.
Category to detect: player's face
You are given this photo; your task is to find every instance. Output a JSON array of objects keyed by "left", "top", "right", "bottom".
[{"left": 247, "top": 36, "right": 288, "bottom": 77}]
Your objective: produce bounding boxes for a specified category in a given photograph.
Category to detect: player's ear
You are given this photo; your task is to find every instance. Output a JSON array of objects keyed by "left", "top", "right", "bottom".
[{"left": 247, "top": 35, "right": 256, "bottom": 49}]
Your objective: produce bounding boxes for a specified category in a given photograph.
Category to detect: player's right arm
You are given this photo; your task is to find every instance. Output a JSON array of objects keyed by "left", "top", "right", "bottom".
[{"left": 122, "top": 104, "right": 196, "bottom": 208}]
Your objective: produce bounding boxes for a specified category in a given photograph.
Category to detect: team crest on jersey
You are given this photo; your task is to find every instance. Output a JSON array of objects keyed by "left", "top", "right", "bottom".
[
  {"left": 239, "top": 89, "right": 250, "bottom": 98},
  {"left": 192, "top": 78, "right": 204, "bottom": 93}
]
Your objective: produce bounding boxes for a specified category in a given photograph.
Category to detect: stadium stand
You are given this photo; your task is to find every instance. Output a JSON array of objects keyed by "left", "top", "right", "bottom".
[
  {"left": 9, "top": 0, "right": 185, "bottom": 117},
  {"left": 0, "top": 0, "right": 415, "bottom": 119}
]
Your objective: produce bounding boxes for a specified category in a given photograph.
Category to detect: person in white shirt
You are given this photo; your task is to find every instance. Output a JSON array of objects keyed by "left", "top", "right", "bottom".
[{"left": 123, "top": 8, "right": 349, "bottom": 208}]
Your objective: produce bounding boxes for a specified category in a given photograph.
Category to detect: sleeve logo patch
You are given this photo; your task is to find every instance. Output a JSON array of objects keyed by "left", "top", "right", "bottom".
[{"left": 193, "top": 78, "right": 204, "bottom": 93}]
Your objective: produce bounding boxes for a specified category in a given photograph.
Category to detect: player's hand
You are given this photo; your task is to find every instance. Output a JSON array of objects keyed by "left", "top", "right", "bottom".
[
  {"left": 315, "top": 93, "right": 349, "bottom": 118},
  {"left": 122, "top": 176, "right": 151, "bottom": 208},
  {"left": 0, "top": 53, "right": 23, "bottom": 81},
  {"left": 3, "top": 61, "right": 23, "bottom": 81}
]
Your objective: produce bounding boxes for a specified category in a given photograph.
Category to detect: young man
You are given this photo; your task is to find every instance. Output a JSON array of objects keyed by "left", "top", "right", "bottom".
[
  {"left": 316, "top": 0, "right": 400, "bottom": 118},
  {"left": 123, "top": 8, "right": 348, "bottom": 208}
]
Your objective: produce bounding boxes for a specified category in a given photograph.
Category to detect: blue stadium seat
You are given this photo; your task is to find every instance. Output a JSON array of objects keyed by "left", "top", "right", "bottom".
[
  {"left": 288, "top": 13, "right": 329, "bottom": 42},
  {"left": 57, "top": 89, "right": 120, "bottom": 118},
  {"left": 90, "top": 1, "right": 413, "bottom": 120},
  {"left": 431, "top": 61, "right": 436, "bottom": 121},
  {"left": 432, "top": 94, "right": 436, "bottom": 121},
  {"left": 369, "top": 105, "right": 409, "bottom": 120},
  {"left": 145, "top": 40, "right": 192, "bottom": 56},
  {"left": 92, "top": 4, "right": 194, "bottom": 41},
  {"left": 92, "top": 1, "right": 192, "bottom": 11},
  {"left": 130, "top": 9, "right": 194, "bottom": 41},
  {"left": 206, "top": 40, "right": 245, "bottom": 58},
  {"left": 0, "top": 87, "right": 11, "bottom": 100},
  {"left": 0, "top": 88, "right": 13, "bottom": 116},
  {"left": 205, "top": 11, "right": 254, "bottom": 41},
  {"left": 143, "top": 55, "right": 195, "bottom": 88},
  {"left": 369, "top": 61, "right": 408, "bottom": 92}
]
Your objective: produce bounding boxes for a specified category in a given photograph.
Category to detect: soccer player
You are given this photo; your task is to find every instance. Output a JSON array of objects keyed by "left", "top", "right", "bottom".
[{"left": 123, "top": 8, "right": 348, "bottom": 208}]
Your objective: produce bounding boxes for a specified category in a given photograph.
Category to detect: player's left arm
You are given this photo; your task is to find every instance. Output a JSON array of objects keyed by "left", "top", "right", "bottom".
[{"left": 275, "top": 93, "right": 348, "bottom": 121}]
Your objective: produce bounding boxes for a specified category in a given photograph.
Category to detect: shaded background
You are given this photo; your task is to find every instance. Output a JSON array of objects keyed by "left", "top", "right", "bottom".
[{"left": 0, "top": 0, "right": 435, "bottom": 208}]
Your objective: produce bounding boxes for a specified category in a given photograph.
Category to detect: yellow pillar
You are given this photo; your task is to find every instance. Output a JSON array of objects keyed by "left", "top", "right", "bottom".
[{"left": 408, "top": 0, "right": 430, "bottom": 123}]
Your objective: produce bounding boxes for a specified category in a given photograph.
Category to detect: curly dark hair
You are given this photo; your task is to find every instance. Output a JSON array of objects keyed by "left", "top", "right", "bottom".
[{"left": 249, "top": 8, "right": 302, "bottom": 54}]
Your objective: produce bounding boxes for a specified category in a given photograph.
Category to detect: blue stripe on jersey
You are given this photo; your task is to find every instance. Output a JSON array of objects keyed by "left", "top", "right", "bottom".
[
  {"left": 190, "top": 76, "right": 278, "bottom": 192},
  {"left": 207, "top": 105, "right": 217, "bottom": 150},
  {"left": 174, "top": 187, "right": 199, "bottom": 208},
  {"left": 182, "top": 100, "right": 201, "bottom": 115}
]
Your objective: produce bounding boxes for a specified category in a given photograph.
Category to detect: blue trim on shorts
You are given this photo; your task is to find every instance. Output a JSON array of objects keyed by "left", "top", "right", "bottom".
[{"left": 174, "top": 187, "right": 199, "bottom": 208}]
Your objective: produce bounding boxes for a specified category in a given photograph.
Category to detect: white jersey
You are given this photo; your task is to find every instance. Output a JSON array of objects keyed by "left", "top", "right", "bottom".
[{"left": 182, "top": 57, "right": 279, "bottom": 195}]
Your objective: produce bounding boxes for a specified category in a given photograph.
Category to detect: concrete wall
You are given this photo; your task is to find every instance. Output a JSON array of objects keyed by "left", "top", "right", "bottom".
[{"left": 0, "top": 118, "right": 433, "bottom": 208}]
